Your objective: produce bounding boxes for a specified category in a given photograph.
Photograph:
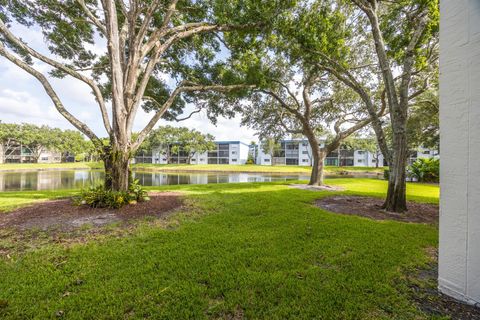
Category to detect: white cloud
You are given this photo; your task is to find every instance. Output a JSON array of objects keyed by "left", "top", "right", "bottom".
[{"left": 0, "top": 89, "right": 64, "bottom": 125}]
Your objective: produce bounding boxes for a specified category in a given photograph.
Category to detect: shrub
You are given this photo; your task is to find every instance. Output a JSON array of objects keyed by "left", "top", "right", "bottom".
[
  {"left": 74, "top": 179, "right": 149, "bottom": 209},
  {"left": 128, "top": 179, "right": 149, "bottom": 202},
  {"left": 246, "top": 158, "right": 254, "bottom": 165},
  {"left": 384, "top": 168, "right": 390, "bottom": 180},
  {"left": 408, "top": 158, "right": 439, "bottom": 183}
]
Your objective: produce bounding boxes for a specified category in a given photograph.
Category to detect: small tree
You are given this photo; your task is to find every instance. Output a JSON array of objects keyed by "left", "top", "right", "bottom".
[
  {"left": 20, "top": 124, "right": 57, "bottom": 162},
  {"left": 247, "top": 141, "right": 258, "bottom": 164},
  {"left": 143, "top": 126, "right": 215, "bottom": 163},
  {"left": 0, "top": 122, "right": 21, "bottom": 161},
  {"left": 55, "top": 129, "right": 90, "bottom": 162},
  {"left": 343, "top": 135, "right": 383, "bottom": 168},
  {"left": 261, "top": 138, "right": 281, "bottom": 166}
]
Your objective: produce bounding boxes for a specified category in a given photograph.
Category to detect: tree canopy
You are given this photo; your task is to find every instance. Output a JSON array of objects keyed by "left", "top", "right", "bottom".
[
  {"left": 0, "top": 122, "right": 91, "bottom": 161},
  {"left": 141, "top": 125, "right": 215, "bottom": 162},
  {"left": 0, "top": 0, "right": 295, "bottom": 190}
]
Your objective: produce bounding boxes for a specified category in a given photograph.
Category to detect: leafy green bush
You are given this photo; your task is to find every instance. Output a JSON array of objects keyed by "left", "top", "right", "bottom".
[
  {"left": 128, "top": 179, "right": 149, "bottom": 203},
  {"left": 246, "top": 158, "right": 254, "bottom": 165},
  {"left": 74, "top": 179, "right": 149, "bottom": 209},
  {"left": 408, "top": 158, "right": 439, "bottom": 183},
  {"left": 384, "top": 168, "right": 390, "bottom": 180}
]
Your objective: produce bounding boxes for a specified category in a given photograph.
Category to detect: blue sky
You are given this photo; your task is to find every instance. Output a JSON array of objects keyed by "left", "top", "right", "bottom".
[{"left": 0, "top": 24, "right": 257, "bottom": 143}]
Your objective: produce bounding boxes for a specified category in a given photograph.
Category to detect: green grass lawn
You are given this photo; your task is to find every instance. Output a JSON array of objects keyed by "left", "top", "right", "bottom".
[
  {"left": 0, "top": 179, "right": 439, "bottom": 319},
  {"left": 134, "top": 163, "right": 384, "bottom": 174},
  {"left": 0, "top": 190, "right": 78, "bottom": 212},
  {"left": 0, "top": 162, "right": 102, "bottom": 171}
]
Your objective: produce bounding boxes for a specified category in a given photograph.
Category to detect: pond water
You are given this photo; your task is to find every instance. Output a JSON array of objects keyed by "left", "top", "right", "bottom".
[
  {"left": 0, "top": 169, "right": 382, "bottom": 192},
  {"left": 0, "top": 170, "right": 315, "bottom": 191}
]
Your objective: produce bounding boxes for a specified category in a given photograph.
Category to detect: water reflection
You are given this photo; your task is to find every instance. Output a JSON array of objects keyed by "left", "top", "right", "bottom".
[
  {"left": 0, "top": 170, "right": 104, "bottom": 191},
  {"left": 0, "top": 170, "right": 313, "bottom": 191}
]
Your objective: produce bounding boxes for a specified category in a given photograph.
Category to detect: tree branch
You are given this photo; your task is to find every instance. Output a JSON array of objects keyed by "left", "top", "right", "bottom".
[
  {"left": 0, "top": 18, "right": 112, "bottom": 135},
  {"left": 103, "top": 0, "right": 128, "bottom": 143},
  {"left": 399, "top": 13, "right": 429, "bottom": 108},
  {"left": 270, "top": 79, "right": 302, "bottom": 110},
  {"left": 257, "top": 89, "right": 304, "bottom": 121},
  {"left": 0, "top": 43, "right": 102, "bottom": 147},
  {"left": 126, "top": 46, "right": 161, "bottom": 133},
  {"left": 76, "top": 0, "right": 107, "bottom": 35},
  {"left": 142, "top": 22, "right": 258, "bottom": 60},
  {"left": 174, "top": 108, "right": 202, "bottom": 122},
  {"left": 160, "top": 0, "right": 179, "bottom": 30},
  {"left": 132, "top": 83, "right": 255, "bottom": 150}
]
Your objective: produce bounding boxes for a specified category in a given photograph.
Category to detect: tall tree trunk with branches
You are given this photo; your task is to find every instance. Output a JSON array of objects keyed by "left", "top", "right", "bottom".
[
  {"left": 0, "top": 1, "right": 258, "bottom": 191},
  {"left": 354, "top": 0, "right": 431, "bottom": 212},
  {"left": 314, "top": 0, "right": 437, "bottom": 212},
  {"left": 252, "top": 74, "right": 378, "bottom": 186}
]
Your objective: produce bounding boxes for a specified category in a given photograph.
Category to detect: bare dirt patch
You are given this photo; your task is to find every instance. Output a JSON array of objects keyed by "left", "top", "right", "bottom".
[
  {"left": 289, "top": 184, "right": 345, "bottom": 192},
  {"left": 316, "top": 195, "right": 438, "bottom": 224},
  {"left": 0, "top": 192, "right": 182, "bottom": 232}
]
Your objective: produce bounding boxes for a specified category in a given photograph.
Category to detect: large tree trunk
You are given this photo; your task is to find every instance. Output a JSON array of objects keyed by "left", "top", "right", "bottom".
[
  {"left": 309, "top": 149, "right": 326, "bottom": 186},
  {"left": 304, "top": 131, "right": 325, "bottom": 186},
  {"left": 103, "top": 147, "right": 131, "bottom": 192},
  {"left": 383, "top": 130, "right": 408, "bottom": 212}
]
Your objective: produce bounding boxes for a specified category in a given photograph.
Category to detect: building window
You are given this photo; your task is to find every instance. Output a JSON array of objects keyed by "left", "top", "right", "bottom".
[
  {"left": 357, "top": 151, "right": 364, "bottom": 155},
  {"left": 286, "top": 158, "right": 299, "bottom": 165},
  {"left": 372, "top": 159, "right": 377, "bottom": 163},
  {"left": 191, "top": 159, "right": 196, "bottom": 161},
  {"left": 264, "top": 159, "right": 270, "bottom": 162},
  {"left": 231, "top": 159, "right": 237, "bottom": 162},
  {"left": 41, "top": 157, "right": 49, "bottom": 161},
  {"left": 302, "top": 151, "right": 308, "bottom": 155},
  {"left": 200, "top": 158, "right": 205, "bottom": 161},
  {"left": 325, "top": 158, "right": 337, "bottom": 166},
  {"left": 218, "top": 144, "right": 229, "bottom": 150},
  {"left": 423, "top": 150, "right": 431, "bottom": 155},
  {"left": 302, "top": 143, "right": 308, "bottom": 147},
  {"left": 357, "top": 159, "right": 363, "bottom": 163},
  {"left": 231, "top": 151, "right": 237, "bottom": 155},
  {"left": 302, "top": 159, "right": 308, "bottom": 163}
]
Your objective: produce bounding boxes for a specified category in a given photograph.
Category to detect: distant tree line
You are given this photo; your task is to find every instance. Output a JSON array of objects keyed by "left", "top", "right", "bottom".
[
  {"left": 0, "top": 122, "right": 93, "bottom": 162},
  {"left": 138, "top": 126, "right": 216, "bottom": 164}
]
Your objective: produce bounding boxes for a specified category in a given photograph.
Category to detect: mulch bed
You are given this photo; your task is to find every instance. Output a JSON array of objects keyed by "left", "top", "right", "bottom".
[
  {"left": 316, "top": 195, "right": 438, "bottom": 224},
  {"left": 0, "top": 192, "right": 182, "bottom": 232}
]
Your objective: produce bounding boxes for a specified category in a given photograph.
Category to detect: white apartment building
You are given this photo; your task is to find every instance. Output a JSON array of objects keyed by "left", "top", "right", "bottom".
[
  {"left": 256, "top": 139, "right": 314, "bottom": 166},
  {"left": 256, "top": 138, "right": 436, "bottom": 168},
  {"left": 135, "top": 141, "right": 250, "bottom": 165},
  {"left": 410, "top": 146, "right": 439, "bottom": 164},
  {"left": 0, "top": 141, "right": 62, "bottom": 164}
]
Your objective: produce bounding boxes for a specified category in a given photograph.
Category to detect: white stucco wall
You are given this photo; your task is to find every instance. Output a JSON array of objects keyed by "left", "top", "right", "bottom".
[
  {"left": 298, "top": 141, "right": 312, "bottom": 166},
  {"left": 439, "top": 0, "right": 480, "bottom": 306}
]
